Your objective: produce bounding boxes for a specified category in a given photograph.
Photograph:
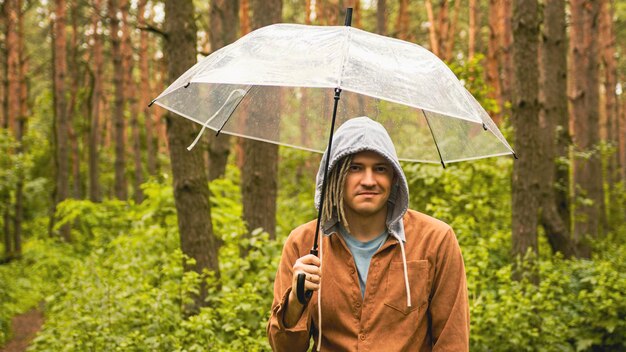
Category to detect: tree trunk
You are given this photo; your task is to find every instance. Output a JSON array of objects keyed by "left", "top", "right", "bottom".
[
  {"left": 241, "top": 0, "right": 282, "bottom": 248},
  {"left": 14, "top": 0, "right": 26, "bottom": 256},
  {"left": 468, "top": 0, "right": 478, "bottom": 60},
  {"left": 486, "top": 0, "right": 503, "bottom": 125},
  {"left": 511, "top": 0, "right": 540, "bottom": 278},
  {"left": 206, "top": 0, "right": 239, "bottom": 181},
  {"left": 444, "top": 0, "right": 461, "bottom": 61},
  {"left": 396, "top": 0, "right": 410, "bottom": 41},
  {"left": 164, "top": 0, "right": 221, "bottom": 314},
  {"left": 424, "top": 0, "right": 439, "bottom": 55},
  {"left": 599, "top": 0, "right": 619, "bottom": 214},
  {"left": 53, "top": 0, "right": 71, "bottom": 241},
  {"left": 376, "top": 0, "right": 386, "bottom": 35},
  {"left": 109, "top": 0, "right": 127, "bottom": 200},
  {"left": 499, "top": 0, "right": 513, "bottom": 112},
  {"left": 68, "top": 1, "right": 81, "bottom": 199},
  {"left": 89, "top": 0, "right": 103, "bottom": 202},
  {"left": 570, "top": 0, "right": 603, "bottom": 257},
  {"left": 539, "top": 0, "right": 574, "bottom": 258},
  {"left": 618, "top": 93, "right": 626, "bottom": 191},
  {"left": 120, "top": 1, "right": 143, "bottom": 203},
  {"left": 138, "top": 0, "right": 156, "bottom": 177}
]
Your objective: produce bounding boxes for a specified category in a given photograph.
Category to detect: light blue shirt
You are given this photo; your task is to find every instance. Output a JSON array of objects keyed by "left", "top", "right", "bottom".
[{"left": 339, "top": 225, "right": 388, "bottom": 298}]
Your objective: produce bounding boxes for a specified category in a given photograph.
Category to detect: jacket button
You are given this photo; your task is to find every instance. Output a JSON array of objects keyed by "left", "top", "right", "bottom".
[
  {"left": 359, "top": 333, "right": 366, "bottom": 341},
  {"left": 350, "top": 268, "right": 355, "bottom": 274},
  {"left": 355, "top": 302, "right": 361, "bottom": 308}
]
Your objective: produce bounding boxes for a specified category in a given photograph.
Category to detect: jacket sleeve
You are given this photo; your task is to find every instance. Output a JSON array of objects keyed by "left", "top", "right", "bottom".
[
  {"left": 266, "top": 232, "right": 312, "bottom": 352},
  {"left": 430, "top": 228, "right": 470, "bottom": 352}
]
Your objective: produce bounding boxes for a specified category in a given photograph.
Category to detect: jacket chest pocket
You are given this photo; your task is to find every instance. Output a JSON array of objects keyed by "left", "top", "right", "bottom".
[{"left": 384, "top": 260, "right": 430, "bottom": 315}]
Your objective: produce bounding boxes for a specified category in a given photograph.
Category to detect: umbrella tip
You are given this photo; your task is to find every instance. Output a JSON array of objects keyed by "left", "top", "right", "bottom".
[
  {"left": 513, "top": 152, "right": 518, "bottom": 160},
  {"left": 482, "top": 123, "right": 487, "bottom": 131},
  {"left": 440, "top": 160, "right": 446, "bottom": 169},
  {"left": 344, "top": 8, "right": 353, "bottom": 26},
  {"left": 148, "top": 99, "right": 156, "bottom": 107},
  {"left": 184, "top": 82, "right": 191, "bottom": 88}
]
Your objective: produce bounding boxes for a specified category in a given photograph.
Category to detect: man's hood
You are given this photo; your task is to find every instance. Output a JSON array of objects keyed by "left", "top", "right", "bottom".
[{"left": 314, "top": 116, "right": 410, "bottom": 241}]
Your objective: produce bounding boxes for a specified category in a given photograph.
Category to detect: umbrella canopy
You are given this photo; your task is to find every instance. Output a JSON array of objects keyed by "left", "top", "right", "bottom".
[{"left": 152, "top": 23, "right": 515, "bottom": 165}]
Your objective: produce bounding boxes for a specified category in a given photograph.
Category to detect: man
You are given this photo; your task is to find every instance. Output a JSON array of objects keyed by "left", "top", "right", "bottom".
[{"left": 267, "top": 117, "right": 470, "bottom": 351}]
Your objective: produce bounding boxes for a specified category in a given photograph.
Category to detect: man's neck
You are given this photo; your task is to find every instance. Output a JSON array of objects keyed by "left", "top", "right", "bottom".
[{"left": 344, "top": 206, "right": 388, "bottom": 241}]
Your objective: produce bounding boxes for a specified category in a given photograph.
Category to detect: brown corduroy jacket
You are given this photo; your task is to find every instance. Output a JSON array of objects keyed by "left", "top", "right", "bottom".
[{"left": 267, "top": 209, "right": 470, "bottom": 352}]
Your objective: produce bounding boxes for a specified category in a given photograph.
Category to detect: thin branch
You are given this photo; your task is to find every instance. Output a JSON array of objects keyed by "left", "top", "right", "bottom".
[{"left": 137, "top": 24, "right": 167, "bottom": 39}]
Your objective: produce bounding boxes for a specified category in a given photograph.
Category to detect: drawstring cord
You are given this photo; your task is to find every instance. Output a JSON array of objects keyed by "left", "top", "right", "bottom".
[
  {"left": 317, "top": 231, "right": 323, "bottom": 351},
  {"left": 186, "top": 88, "right": 247, "bottom": 150},
  {"left": 398, "top": 239, "right": 412, "bottom": 308}
]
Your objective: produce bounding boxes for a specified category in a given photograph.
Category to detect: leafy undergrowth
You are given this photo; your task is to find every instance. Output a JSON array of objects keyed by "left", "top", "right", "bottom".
[{"left": 1, "top": 155, "right": 625, "bottom": 351}]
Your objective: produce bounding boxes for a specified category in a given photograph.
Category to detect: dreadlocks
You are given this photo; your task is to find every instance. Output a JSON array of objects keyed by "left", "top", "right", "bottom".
[{"left": 321, "top": 154, "right": 354, "bottom": 233}]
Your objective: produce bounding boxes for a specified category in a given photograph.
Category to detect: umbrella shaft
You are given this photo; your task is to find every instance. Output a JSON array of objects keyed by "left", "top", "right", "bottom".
[{"left": 312, "top": 88, "right": 342, "bottom": 253}]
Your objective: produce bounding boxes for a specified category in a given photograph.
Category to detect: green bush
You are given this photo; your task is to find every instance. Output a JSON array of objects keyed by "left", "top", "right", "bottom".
[{"left": 0, "top": 239, "right": 76, "bottom": 346}]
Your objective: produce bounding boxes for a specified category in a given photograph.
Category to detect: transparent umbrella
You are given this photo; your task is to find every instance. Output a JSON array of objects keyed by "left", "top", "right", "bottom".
[
  {"left": 151, "top": 9, "right": 515, "bottom": 305},
  {"left": 151, "top": 17, "right": 514, "bottom": 165}
]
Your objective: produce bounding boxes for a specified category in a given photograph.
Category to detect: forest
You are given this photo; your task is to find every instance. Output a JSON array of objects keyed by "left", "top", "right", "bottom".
[{"left": 1, "top": 0, "right": 626, "bottom": 351}]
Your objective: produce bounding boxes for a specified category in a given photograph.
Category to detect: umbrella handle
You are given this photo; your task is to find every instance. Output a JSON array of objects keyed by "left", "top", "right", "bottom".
[
  {"left": 296, "top": 272, "right": 313, "bottom": 304},
  {"left": 296, "top": 248, "right": 319, "bottom": 305}
]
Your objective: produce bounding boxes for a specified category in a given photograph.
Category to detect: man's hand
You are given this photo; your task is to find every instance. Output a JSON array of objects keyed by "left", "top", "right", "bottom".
[{"left": 283, "top": 254, "right": 321, "bottom": 328}]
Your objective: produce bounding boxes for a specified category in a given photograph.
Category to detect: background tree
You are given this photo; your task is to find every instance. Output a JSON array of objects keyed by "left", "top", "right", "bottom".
[
  {"left": 539, "top": 0, "right": 575, "bottom": 257},
  {"left": 206, "top": 0, "right": 239, "bottom": 181},
  {"left": 88, "top": 0, "right": 103, "bottom": 202},
  {"left": 164, "top": 0, "right": 221, "bottom": 313},
  {"left": 109, "top": 0, "right": 127, "bottom": 200},
  {"left": 511, "top": 0, "right": 540, "bottom": 276},
  {"left": 52, "top": 0, "right": 71, "bottom": 241},
  {"left": 241, "top": 0, "right": 282, "bottom": 246},
  {"left": 570, "top": 0, "right": 604, "bottom": 257}
]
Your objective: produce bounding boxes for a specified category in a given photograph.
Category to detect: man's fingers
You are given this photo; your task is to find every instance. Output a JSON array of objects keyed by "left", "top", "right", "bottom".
[
  {"left": 298, "top": 254, "right": 321, "bottom": 266},
  {"left": 305, "top": 280, "right": 320, "bottom": 291},
  {"left": 296, "top": 264, "right": 321, "bottom": 276},
  {"left": 304, "top": 273, "right": 321, "bottom": 284}
]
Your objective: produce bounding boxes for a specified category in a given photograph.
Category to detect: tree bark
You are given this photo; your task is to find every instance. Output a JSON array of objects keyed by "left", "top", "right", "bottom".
[
  {"left": 396, "top": 0, "right": 410, "bottom": 41},
  {"left": 164, "top": 0, "right": 221, "bottom": 314},
  {"left": 444, "top": 0, "right": 461, "bottom": 61},
  {"left": 468, "top": 0, "right": 478, "bottom": 60},
  {"left": 52, "top": 0, "right": 71, "bottom": 241},
  {"left": 109, "top": 0, "right": 127, "bottom": 200},
  {"left": 68, "top": 0, "right": 81, "bottom": 199},
  {"left": 89, "top": 0, "right": 103, "bottom": 202},
  {"left": 599, "top": 0, "right": 619, "bottom": 203},
  {"left": 138, "top": 0, "right": 156, "bottom": 177},
  {"left": 14, "top": 0, "right": 26, "bottom": 256},
  {"left": 206, "top": 0, "right": 239, "bottom": 181},
  {"left": 539, "top": 0, "right": 574, "bottom": 258},
  {"left": 120, "top": 0, "right": 143, "bottom": 203},
  {"left": 570, "top": 0, "right": 603, "bottom": 257},
  {"left": 499, "top": 0, "right": 513, "bottom": 113},
  {"left": 424, "top": 0, "right": 439, "bottom": 55},
  {"left": 376, "top": 0, "right": 386, "bottom": 35},
  {"left": 511, "top": 0, "right": 540, "bottom": 278},
  {"left": 241, "top": 0, "right": 282, "bottom": 248},
  {"left": 486, "top": 0, "right": 503, "bottom": 125}
]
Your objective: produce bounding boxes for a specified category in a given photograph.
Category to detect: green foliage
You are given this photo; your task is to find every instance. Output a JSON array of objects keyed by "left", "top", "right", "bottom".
[
  {"left": 28, "top": 175, "right": 282, "bottom": 351},
  {"left": 0, "top": 239, "right": 76, "bottom": 346}
]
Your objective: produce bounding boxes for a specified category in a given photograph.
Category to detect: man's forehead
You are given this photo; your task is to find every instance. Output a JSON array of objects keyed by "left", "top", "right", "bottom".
[{"left": 351, "top": 150, "right": 390, "bottom": 164}]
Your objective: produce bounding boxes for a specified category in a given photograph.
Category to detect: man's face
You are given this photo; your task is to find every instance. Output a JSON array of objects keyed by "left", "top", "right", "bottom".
[{"left": 342, "top": 150, "right": 394, "bottom": 219}]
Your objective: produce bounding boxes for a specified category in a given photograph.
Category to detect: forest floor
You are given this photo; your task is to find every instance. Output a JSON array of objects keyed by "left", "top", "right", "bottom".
[{"left": 0, "top": 309, "right": 43, "bottom": 352}]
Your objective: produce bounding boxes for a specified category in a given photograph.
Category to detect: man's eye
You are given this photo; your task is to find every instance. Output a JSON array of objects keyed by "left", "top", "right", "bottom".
[
  {"left": 349, "top": 165, "right": 361, "bottom": 172},
  {"left": 375, "top": 166, "right": 389, "bottom": 173}
]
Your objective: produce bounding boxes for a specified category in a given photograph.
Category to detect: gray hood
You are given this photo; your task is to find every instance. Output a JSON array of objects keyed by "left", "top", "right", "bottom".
[{"left": 314, "top": 116, "right": 410, "bottom": 242}]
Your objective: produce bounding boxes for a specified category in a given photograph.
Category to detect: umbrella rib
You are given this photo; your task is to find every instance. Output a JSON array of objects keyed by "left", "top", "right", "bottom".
[
  {"left": 216, "top": 85, "right": 253, "bottom": 136},
  {"left": 421, "top": 110, "right": 446, "bottom": 169},
  {"left": 186, "top": 87, "right": 248, "bottom": 150}
]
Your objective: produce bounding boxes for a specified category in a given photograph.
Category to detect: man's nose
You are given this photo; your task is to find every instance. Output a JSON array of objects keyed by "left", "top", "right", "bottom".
[{"left": 360, "top": 168, "right": 376, "bottom": 187}]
